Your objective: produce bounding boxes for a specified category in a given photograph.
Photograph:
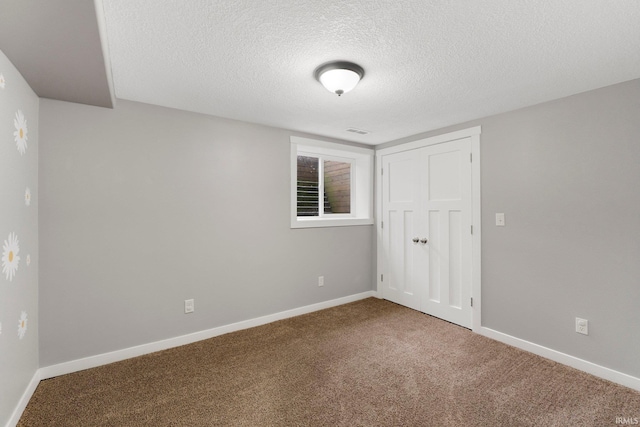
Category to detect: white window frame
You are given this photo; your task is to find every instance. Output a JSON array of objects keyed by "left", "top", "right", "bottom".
[{"left": 291, "top": 136, "right": 374, "bottom": 228}]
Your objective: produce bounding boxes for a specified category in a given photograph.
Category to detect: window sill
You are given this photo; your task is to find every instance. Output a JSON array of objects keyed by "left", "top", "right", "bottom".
[{"left": 291, "top": 217, "right": 374, "bottom": 229}]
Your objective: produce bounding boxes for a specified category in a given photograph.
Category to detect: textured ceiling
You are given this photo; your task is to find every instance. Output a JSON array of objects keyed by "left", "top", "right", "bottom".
[{"left": 101, "top": 1, "right": 639, "bottom": 144}]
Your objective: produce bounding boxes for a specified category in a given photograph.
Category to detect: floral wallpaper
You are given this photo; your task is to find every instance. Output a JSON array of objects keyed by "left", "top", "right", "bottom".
[
  {"left": 0, "top": 50, "right": 39, "bottom": 426},
  {"left": 2, "top": 231, "right": 21, "bottom": 281},
  {"left": 14, "top": 109, "right": 29, "bottom": 155}
]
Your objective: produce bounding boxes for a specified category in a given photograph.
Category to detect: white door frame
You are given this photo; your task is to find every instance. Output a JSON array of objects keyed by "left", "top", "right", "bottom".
[{"left": 376, "top": 126, "right": 482, "bottom": 332}]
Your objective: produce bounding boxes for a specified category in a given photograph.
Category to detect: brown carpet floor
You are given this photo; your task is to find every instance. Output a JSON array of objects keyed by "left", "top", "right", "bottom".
[{"left": 19, "top": 298, "right": 640, "bottom": 426}]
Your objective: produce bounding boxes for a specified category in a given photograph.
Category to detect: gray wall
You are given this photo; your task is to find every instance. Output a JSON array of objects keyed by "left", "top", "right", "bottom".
[
  {"left": 380, "top": 78, "right": 640, "bottom": 378},
  {"left": 39, "top": 99, "right": 374, "bottom": 366},
  {"left": 0, "top": 50, "right": 39, "bottom": 426}
]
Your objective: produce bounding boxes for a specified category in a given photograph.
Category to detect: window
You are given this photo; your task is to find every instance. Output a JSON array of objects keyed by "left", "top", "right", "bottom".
[
  {"left": 296, "top": 155, "right": 352, "bottom": 217},
  {"left": 291, "top": 137, "right": 373, "bottom": 228}
]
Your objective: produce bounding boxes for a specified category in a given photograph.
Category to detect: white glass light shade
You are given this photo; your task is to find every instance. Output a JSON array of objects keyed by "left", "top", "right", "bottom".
[
  {"left": 319, "top": 69, "right": 361, "bottom": 95},
  {"left": 314, "top": 61, "right": 365, "bottom": 96}
]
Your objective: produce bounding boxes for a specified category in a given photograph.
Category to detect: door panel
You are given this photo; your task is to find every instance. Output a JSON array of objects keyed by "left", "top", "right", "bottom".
[
  {"left": 448, "top": 210, "right": 462, "bottom": 309},
  {"left": 388, "top": 159, "right": 413, "bottom": 202},
  {"left": 421, "top": 139, "right": 472, "bottom": 328},
  {"left": 428, "top": 150, "right": 461, "bottom": 201},
  {"left": 382, "top": 150, "right": 424, "bottom": 311},
  {"left": 427, "top": 210, "right": 441, "bottom": 303}
]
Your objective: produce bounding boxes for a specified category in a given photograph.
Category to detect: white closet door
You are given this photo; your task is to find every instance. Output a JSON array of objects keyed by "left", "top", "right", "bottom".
[
  {"left": 420, "top": 138, "right": 472, "bottom": 328},
  {"left": 381, "top": 149, "right": 426, "bottom": 311},
  {"left": 381, "top": 137, "right": 473, "bottom": 329}
]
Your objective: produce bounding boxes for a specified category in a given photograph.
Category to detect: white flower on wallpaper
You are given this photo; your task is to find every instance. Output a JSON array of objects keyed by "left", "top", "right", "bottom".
[
  {"left": 0, "top": 73, "right": 5, "bottom": 89},
  {"left": 18, "top": 311, "right": 28, "bottom": 340},
  {"left": 25, "top": 187, "right": 31, "bottom": 206},
  {"left": 26, "top": 254, "right": 31, "bottom": 266},
  {"left": 13, "top": 109, "right": 28, "bottom": 155},
  {"left": 2, "top": 232, "right": 20, "bottom": 281}
]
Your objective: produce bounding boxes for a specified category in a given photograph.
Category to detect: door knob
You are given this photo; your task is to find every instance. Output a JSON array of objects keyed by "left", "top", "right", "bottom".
[
  {"left": 420, "top": 238, "right": 428, "bottom": 244},
  {"left": 412, "top": 237, "right": 420, "bottom": 243}
]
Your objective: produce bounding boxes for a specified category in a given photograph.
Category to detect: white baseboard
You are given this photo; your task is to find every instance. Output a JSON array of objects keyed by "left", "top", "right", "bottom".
[
  {"left": 40, "top": 291, "right": 376, "bottom": 380},
  {"left": 480, "top": 327, "right": 640, "bottom": 392},
  {"left": 6, "top": 369, "right": 41, "bottom": 427}
]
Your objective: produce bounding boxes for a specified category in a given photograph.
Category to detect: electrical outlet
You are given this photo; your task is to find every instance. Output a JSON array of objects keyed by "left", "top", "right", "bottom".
[
  {"left": 575, "top": 317, "right": 588, "bottom": 335},
  {"left": 184, "top": 299, "right": 194, "bottom": 314},
  {"left": 318, "top": 276, "right": 324, "bottom": 287}
]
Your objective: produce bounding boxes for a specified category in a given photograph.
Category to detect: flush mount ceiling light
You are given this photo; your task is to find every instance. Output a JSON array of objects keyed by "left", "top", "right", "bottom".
[{"left": 314, "top": 61, "right": 365, "bottom": 96}]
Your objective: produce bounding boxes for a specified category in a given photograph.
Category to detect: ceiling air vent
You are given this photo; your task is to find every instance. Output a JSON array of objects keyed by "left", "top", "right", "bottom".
[{"left": 345, "top": 127, "right": 371, "bottom": 135}]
